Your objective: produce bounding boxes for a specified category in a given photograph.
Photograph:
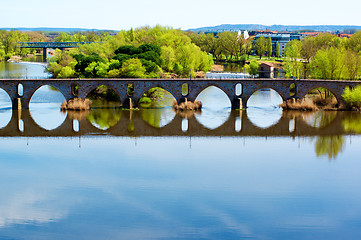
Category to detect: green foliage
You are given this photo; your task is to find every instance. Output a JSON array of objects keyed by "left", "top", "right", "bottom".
[
  {"left": 248, "top": 61, "right": 259, "bottom": 76},
  {"left": 0, "top": 30, "right": 30, "bottom": 60},
  {"left": 284, "top": 40, "right": 303, "bottom": 78},
  {"left": 275, "top": 42, "right": 280, "bottom": 58},
  {"left": 114, "top": 45, "right": 139, "bottom": 55},
  {"left": 58, "top": 66, "right": 76, "bottom": 78},
  {"left": 255, "top": 35, "right": 267, "bottom": 59},
  {"left": 345, "top": 31, "right": 361, "bottom": 53},
  {"left": 217, "top": 31, "right": 240, "bottom": 60},
  {"left": 73, "top": 53, "right": 105, "bottom": 74},
  {"left": 113, "top": 53, "right": 132, "bottom": 64},
  {"left": 120, "top": 58, "right": 146, "bottom": 78},
  {"left": 267, "top": 36, "right": 272, "bottom": 58},
  {"left": 310, "top": 47, "right": 345, "bottom": 80},
  {"left": 342, "top": 85, "right": 361, "bottom": 108},
  {"left": 46, "top": 26, "right": 213, "bottom": 78}
]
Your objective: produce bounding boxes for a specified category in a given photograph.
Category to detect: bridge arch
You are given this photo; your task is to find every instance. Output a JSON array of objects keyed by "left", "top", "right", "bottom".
[
  {"left": 246, "top": 88, "right": 284, "bottom": 108},
  {"left": 29, "top": 85, "right": 67, "bottom": 130},
  {"left": 248, "top": 84, "right": 289, "bottom": 102},
  {"left": 191, "top": 83, "right": 235, "bottom": 103},
  {"left": 136, "top": 86, "right": 177, "bottom": 108},
  {"left": 82, "top": 84, "right": 122, "bottom": 103},
  {"left": 296, "top": 84, "right": 342, "bottom": 106},
  {"left": 194, "top": 86, "right": 231, "bottom": 130}
]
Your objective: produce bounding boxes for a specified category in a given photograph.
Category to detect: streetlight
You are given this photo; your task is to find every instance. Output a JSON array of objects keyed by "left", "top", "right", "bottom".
[{"left": 189, "top": 68, "right": 192, "bottom": 80}]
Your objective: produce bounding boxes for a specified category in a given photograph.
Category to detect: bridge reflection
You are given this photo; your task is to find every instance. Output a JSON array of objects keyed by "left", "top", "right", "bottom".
[{"left": 0, "top": 109, "right": 359, "bottom": 137}]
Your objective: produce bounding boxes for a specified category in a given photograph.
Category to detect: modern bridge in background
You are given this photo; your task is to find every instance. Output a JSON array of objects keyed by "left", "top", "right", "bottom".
[{"left": 19, "top": 42, "right": 92, "bottom": 62}]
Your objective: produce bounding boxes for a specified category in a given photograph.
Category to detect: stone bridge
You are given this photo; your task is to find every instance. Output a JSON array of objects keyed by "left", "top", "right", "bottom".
[
  {"left": 0, "top": 78, "right": 360, "bottom": 110},
  {"left": 0, "top": 109, "right": 357, "bottom": 137}
]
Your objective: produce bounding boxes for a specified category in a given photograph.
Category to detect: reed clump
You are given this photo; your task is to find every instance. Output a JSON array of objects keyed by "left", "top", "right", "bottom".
[
  {"left": 61, "top": 98, "right": 92, "bottom": 111},
  {"left": 173, "top": 99, "right": 202, "bottom": 111},
  {"left": 279, "top": 99, "right": 318, "bottom": 111}
]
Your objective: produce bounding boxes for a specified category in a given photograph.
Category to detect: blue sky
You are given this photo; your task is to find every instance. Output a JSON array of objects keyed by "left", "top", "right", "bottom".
[{"left": 1, "top": 0, "right": 361, "bottom": 30}]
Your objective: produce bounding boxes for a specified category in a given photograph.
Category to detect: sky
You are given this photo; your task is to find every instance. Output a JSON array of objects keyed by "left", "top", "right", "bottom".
[{"left": 1, "top": 0, "right": 361, "bottom": 30}]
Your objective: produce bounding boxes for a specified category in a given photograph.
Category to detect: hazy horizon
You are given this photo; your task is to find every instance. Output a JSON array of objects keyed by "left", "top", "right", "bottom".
[{"left": 1, "top": 0, "right": 360, "bottom": 31}]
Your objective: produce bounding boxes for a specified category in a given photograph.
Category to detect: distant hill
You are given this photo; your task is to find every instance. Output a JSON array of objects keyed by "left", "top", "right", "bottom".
[
  {"left": 0, "top": 27, "right": 117, "bottom": 33},
  {"left": 188, "top": 24, "right": 361, "bottom": 33}
]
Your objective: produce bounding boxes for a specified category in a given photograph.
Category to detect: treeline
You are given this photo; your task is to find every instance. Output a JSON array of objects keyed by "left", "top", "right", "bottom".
[
  {"left": 47, "top": 26, "right": 213, "bottom": 78},
  {"left": 0, "top": 29, "right": 121, "bottom": 62},
  {"left": 284, "top": 32, "right": 361, "bottom": 80},
  {"left": 187, "top": 32, "right": 253, "bottom": 61},
  {"left": 0, "top": 30, "right": 51, "bottom": 60}
]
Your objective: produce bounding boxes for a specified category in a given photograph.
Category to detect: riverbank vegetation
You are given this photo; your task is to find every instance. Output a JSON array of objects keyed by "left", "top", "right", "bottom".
[
  {"left": 60, "top": 98, "right": 92, "bottom": 111},
  {"left": 188, "top": 31, "right": 253, "bottom": 63},
  {"left": 0, "top": 30, "right": 51, "bottom": 61},
  {"left": 47, "top": 26, "right": 213, "bottom": 78},
  {"left": 342, "top": 85, "right": 361, "bottom": 109},
  {"left": 284, "top": 32, "right": 361, "bottom": 80}
]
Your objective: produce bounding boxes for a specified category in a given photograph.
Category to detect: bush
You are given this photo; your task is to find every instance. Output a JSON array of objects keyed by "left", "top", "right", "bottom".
[
  {"left": 249, "top": 61, "right": 259, "bottom": 76},
  {"left": 342, "top": 85, "right": 361, "bottom": 108}
]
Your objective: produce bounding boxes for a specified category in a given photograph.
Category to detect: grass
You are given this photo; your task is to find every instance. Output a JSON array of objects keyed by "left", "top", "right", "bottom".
[{"left": 279, "top": 98, "right": 318, "bottom": 111}]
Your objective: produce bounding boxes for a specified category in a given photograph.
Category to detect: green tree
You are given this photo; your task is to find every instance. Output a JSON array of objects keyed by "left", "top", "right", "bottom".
[
  {"left": 248, "top": 61, "right": 259, "bottom": 76},
  {"left": 120, "top": 58, "right": 146, "bottom": 78},
  {"left": 275, "top": 41, "right": 280, "bottom": 58},
  {"left": 310, "top": 47, "right": 345, "bottom": 80},
  {"left": 344, "top": 50, "right": 361, "bottom": 80},
  {"left": 345, "top": 31, "right": 361, "bottom": 53},
  {"left": 255, "top": 35, "right": 266, "bottom": 59},
  {"left": 217, "top": 31, "right": 240, "bottom": 60},
  {"left": 284, "top": 40, "right": 302, "bottom": 78},
  {"left": 267, "top": 36, "right": 272, "bottom": 58}
]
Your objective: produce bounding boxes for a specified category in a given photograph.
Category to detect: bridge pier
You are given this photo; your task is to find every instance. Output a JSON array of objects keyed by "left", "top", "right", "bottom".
[
  {"left": 122, "top": 97, "right": 139, "bottom": 109},
  {"left": 42, "top": 48, "right": 47, "bottom": 62},
  {"left": 231, "top": 97, "right": 247, "bottom": 109}
]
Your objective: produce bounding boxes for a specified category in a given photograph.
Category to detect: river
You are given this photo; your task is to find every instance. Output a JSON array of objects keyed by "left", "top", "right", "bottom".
[{"left": 0, "top": 61, "right": 361, "bottom": 239}]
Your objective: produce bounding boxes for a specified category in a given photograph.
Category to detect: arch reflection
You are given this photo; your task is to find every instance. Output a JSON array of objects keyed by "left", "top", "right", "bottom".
[
  {"left": 246, "top": 89, "right": 283, "bottom": 129},
  {"left": 29, "top": 85, "right": 66, "bottom": 130},
  {"left": 195, "top": 86, "right": 231, "bottom": 130},
  {"left": 0, "top": 88, "right": 12, "bottom": 129},
  {"left": 87, "top": 108, "right": 122, "bottom": 130},
  {"left": 302, "top": 111, "right": 337, "bottom": 128},
  {"left": 141, "top": 108, "right": 176, "bottom": 128}
]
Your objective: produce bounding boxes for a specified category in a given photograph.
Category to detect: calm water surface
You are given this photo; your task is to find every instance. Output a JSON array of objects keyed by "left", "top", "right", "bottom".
[{"left": 0, "top": 62, "right": 361, "bottom": 239}]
